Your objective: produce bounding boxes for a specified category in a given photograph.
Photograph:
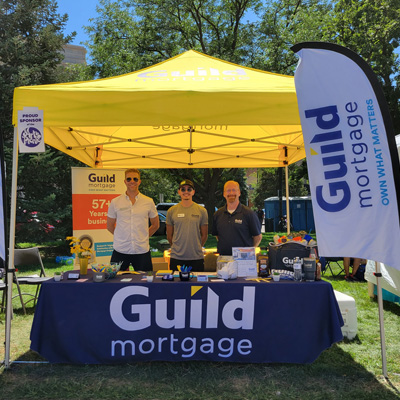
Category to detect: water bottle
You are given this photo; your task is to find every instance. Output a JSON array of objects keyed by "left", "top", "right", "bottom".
[
  {"left": 293, "top": 257, "right": 302, "bottom": 281},
  {"left": 258, "top": 250, "right": 269, "bottom": 277}
]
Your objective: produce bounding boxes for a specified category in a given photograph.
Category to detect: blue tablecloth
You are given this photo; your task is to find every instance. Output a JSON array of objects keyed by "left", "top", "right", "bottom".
[{"left": 30, "top": 272, "right": 343, "bottom": 364}]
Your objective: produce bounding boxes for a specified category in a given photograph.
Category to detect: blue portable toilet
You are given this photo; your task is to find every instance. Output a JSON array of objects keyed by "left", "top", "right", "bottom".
[{"left": 264, "top": 196, "right": 315, "bottom": 232}]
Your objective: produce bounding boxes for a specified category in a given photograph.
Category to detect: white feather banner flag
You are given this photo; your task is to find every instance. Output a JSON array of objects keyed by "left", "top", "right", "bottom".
[{"left": 292, "top": 42, "right": 400, "bottom": 269}]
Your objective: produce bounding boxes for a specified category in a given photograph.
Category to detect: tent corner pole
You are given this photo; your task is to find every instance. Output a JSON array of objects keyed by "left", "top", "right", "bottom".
[
  {"left": 374, "top": 260, "right": 388, "bottom": 378},
  {"left": 285, "top": 164, "right": 290, "bottom": 235},
  {"left": 4, "top": 127, "right": 19, "bottom": 369}
]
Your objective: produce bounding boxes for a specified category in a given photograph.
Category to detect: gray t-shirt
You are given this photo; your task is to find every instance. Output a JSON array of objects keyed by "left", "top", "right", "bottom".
[{"left": 166, "top": 202, "right": 208, "bottom": 259}]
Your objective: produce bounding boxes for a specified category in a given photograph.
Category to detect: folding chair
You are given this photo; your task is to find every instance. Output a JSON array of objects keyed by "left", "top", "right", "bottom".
[
  {"left": 0, "top": 259, "right": 6, "bottom": 313},
  {"left": 321, "top": 257, "right": 344, "bottom": 277},
  {"left": 13, "top": 247, "right": 51, "bottom": 314},
  {"left": 0, "top": 279, "right": 5, "bottom": 313}
]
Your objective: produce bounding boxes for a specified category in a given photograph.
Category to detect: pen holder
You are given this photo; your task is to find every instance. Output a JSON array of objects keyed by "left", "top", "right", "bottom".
[
  {"left": 93, "top": 272, "right": 105, "bottom": 282},
  {"left": 179, "top": 271, "right": 193, "bottom": 281}
]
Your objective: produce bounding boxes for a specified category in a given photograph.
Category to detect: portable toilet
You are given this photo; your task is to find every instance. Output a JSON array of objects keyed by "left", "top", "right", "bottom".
[{"left": 264, "top": 196, "right": 315, "bottom": 232}]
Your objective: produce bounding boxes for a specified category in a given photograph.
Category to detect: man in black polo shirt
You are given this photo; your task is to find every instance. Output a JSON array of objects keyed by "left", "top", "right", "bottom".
[{"left": 212, "top": 180, "right": 262, "bottom": 255}]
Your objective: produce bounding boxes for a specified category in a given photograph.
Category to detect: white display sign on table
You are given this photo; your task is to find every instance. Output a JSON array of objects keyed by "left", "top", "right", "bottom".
[{"left": 232, "top": 247, "right": 258, "bottom": 277}]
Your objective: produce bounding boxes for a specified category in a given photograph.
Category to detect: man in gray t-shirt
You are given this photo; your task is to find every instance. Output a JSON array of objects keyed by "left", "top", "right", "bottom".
[{"left": 166, "top": 179, "right": 208, "bottom": 271}]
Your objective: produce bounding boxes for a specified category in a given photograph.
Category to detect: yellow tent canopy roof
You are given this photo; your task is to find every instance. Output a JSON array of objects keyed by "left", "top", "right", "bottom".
[{"left": 13, "top": 50, "right": 304, "bottom": 168}]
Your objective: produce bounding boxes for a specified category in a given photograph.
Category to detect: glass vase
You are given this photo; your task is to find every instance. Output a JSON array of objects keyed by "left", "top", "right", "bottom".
[{"left": 79, "top": 257, "right": 88, "bottom": 275}]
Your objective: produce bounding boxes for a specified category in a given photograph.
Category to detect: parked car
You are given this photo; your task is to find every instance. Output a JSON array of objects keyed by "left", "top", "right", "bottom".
[
  {"left": 156, "top": 203, "right": 177, "bottom": 217},
  {"left": 156, "top": 202, "right": 208, "bottom": 218},
  {"left": 151, "top": 211, "right": 167, "bottom": 236}
]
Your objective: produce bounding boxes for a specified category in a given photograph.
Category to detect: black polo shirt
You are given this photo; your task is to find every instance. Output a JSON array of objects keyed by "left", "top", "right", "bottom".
[{"left": 212, "top": 203, "right": 261, "bottom": 255}]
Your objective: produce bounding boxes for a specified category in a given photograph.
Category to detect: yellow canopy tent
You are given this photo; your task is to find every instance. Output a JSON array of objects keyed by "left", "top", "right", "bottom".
[
  {"left": 6, "top": 50, "right": 305, "bottom": 368},
  {"left": 12, "top": 50, "right": 304, "bottom": 168}
]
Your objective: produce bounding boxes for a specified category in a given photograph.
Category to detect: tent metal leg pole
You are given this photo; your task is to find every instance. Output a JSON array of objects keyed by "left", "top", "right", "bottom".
[
  {"left": 285, "top": 164, "right": 290, "bottom": 235},
  {"left": 4, "top": 127, "right": 19, "bottom": 369},
  {"left": 375, "top": 261, "right": 388, "bottom": 378}
]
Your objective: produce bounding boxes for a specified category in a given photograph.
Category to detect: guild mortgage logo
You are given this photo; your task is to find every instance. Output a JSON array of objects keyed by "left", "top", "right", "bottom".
[
  {"left": 282, "top": 257, "right": 304, "bottom": 266},
  {"left": 136, "top": 67, "right": 250, "bottom": 82},
  {"left": 88, "top": 173, "right": 116, "bottom": 183},
  {"left": 109, "top": 286, "right": 256, "bottom": 359},
  {"left": 304, "top": 100, "right": 388, "bottom": 213},
  {"left": 110, "top": 286, "right": 255, "bottom": 331},
  {"left": 87, "top": 173, "right": 116, "bottom": 190}
]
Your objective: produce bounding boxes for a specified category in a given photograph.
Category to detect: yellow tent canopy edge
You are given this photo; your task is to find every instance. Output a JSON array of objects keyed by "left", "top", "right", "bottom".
[{"left": 12, "top": 50, "right": 304, "bottom": 169}]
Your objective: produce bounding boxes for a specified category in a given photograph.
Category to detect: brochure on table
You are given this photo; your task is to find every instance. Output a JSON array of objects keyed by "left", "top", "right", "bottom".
[{"left": 232, "top": 247, "right": 258, "bottom": 277}]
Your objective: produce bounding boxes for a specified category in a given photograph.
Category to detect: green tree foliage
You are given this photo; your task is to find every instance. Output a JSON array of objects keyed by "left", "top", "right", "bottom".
[
  {"left": 254, "top": 0, "right": 333, "bottom": 74},
  {"left": 54, "top": 62, "right": 94, "bottom": 83},
  {"left": 251, "top": 162, "right": 309, "bottom": 210},
  {"left": 85, "top": 0, "right": 263, "bottom": 77},
  {"left": 163, "top": 168, "right": 248, "bottom": 227},
  {"left": 0, "top": 0, "right": 74, "bottom": 141},
  {"left": 0, "top": 0, "right": 84, "bottom": 241},
  {"left": 3, "top": 145, "right": 85, "bottom": 242},
  {"left": 250, "top": 168, "right": 281, "bottom": 209},
  {"left": 253, "top": 0, "right": 400, "bottom": 129},
  {"left": 288, "top": 161, "right": 310, "bottom": 197},
  {"left": 324, "top": 0, "right": 400, "bottom": 130},
  {"left": 139, "top": 169, "right": 178, "bottom": 204}
]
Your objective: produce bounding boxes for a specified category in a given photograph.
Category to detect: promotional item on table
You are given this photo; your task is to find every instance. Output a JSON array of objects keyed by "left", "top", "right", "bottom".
[
  {"left": 56, "top": 230, "right": 320, "bottom": 283},
  {"left": 267, "top": 231, "right": 320, "bottom": 282}
]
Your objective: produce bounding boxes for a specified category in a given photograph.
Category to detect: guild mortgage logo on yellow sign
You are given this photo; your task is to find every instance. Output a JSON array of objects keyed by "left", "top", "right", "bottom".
[{"left": 136, "top": 67, "right": 249, "bottom": 82}]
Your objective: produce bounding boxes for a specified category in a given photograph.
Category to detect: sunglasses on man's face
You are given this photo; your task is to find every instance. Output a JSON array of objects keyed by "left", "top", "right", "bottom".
[
  {"left": 126, "top": 177, "right": 139, "bottom": 182},
  {"left": 180, "top": 187, "right": 193, "bottom": 192}
]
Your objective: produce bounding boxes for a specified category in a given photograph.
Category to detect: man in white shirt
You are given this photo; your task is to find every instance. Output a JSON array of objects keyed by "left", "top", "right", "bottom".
[{"left": 107, "top": 168, "right": 159, "bottom": 271}]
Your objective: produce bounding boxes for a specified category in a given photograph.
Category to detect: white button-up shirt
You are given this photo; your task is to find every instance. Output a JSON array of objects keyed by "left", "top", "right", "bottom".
[{"left": 107, "top": 192, "right": 157, "bottom": 254}]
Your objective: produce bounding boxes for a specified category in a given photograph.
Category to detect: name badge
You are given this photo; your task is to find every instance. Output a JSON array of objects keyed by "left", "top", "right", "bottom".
[{"left": 177, "top": 213, "right": 185, "bottom": 218}]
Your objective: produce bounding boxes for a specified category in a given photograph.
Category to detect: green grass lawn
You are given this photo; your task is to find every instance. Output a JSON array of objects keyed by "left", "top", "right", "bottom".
[{"left": 1, "top": 236, "right": 400, "bottom": 399}]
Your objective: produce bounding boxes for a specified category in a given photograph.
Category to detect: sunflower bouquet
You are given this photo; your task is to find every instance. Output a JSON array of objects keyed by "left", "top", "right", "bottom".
[{"left": 66, "top": 236, "right": 94, "bottom": 259}]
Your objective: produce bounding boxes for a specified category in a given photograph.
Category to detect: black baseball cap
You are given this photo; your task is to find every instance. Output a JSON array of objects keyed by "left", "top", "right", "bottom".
[{"left": 179, "top": 179, "right": 195, "bottom": 189}]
